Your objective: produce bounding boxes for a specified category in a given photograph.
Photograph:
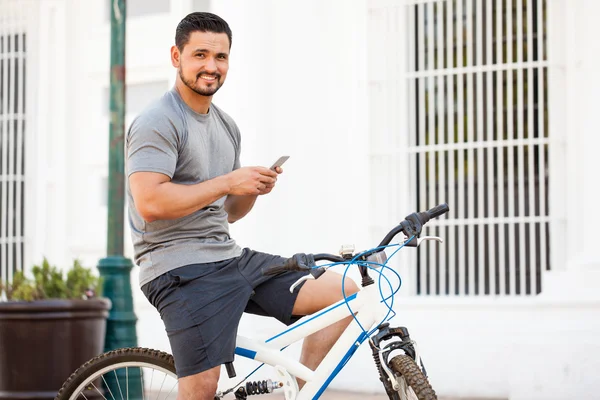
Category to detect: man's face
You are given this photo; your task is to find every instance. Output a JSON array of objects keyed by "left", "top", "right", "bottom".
[{"left": 173, "top": 31, "right": 230, "bottom": 97}]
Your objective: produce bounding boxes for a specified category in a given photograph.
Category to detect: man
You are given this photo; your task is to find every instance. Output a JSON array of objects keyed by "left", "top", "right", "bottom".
[{"left": 126, "top": 12, "right": 358, "bottom": 400}]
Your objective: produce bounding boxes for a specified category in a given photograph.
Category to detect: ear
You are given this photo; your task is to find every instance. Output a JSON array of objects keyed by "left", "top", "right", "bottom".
[{"left": 171, "top": 45, "right": 180, "bottom": 68}]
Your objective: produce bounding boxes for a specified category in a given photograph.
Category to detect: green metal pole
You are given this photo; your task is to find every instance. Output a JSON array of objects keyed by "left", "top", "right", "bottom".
[
  {"left": 99, "top": 0, "right": 138, "bottom": 357},
  {"left": 99, "top": 0, "right": 141, "bottom": 396}
]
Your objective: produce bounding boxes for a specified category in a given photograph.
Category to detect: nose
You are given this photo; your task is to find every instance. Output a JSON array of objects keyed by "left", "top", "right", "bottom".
[{"left": 204, "top": 56, "right": 217, "bottom": 72}]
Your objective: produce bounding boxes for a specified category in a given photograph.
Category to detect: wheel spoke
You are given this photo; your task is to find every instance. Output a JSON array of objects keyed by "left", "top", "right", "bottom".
[
  {"left": 141, "top": 367, "right": 145, "bottom": 400},
  {"left": 101, "top": 375, "right": 118, "bottom": 400},
  {"left": 113, "top": 369, "right": 125, "bottom": 400},
  {"left": 90, "top": 382, "right": 109, "bottom": 400},
  {"left": 164, "top": 380, "right": 178, "bottom": 400},
  {"left": 155, "top": 373, "right": 168, "bottom": 400},
  {"left": 57, "top": 349, "right": 178, "bottom": 400},
  {"left": 148, "top": 367, "right": 154, "bottom": 400}
]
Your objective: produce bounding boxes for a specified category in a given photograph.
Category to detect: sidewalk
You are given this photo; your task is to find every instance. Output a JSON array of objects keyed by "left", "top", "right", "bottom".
[
  {"left": 318, "top": 390, "right": 503, "bottom": 400},
  {"left": 227, "top": 388, "right": 503, "bottom": 399}
]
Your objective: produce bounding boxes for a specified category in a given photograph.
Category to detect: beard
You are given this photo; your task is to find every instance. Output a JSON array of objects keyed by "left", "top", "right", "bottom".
[{"left": 179, "top": 67, "right": 223, "bottom": 96}]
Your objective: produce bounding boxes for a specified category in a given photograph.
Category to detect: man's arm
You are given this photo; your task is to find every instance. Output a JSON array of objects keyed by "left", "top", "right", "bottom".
[
  {"left": 129, "top": 166, "right": 277, "bottom": 223},
  {"left": 224, "top": 195, "right": 258, "bottom": 223}
]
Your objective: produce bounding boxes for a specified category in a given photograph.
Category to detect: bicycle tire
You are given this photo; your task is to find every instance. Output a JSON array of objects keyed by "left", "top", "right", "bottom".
[
  {"left": 55, "top": 347, "right": 176, "bottom": 400},
  {"left": 386, "top": 355, "right": 437, "bottom": 400}
]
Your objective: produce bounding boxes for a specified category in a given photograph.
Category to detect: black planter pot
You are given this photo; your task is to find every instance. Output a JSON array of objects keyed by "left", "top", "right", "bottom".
[{"left": 0, "top": 299, "right": 111, "bottom": 400}]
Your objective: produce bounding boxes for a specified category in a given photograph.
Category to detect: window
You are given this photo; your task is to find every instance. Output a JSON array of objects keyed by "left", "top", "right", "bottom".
[
  {"left": 408, "top": 0, "right": 549, "bottom": 295},
  {"left": 0, "top": 30, "right": 26, "bottom": 286}
]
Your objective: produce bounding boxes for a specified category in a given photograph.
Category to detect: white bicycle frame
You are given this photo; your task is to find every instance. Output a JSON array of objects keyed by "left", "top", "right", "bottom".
[{"left": 232, "top": 280, "right": 397, "bottom": 400}]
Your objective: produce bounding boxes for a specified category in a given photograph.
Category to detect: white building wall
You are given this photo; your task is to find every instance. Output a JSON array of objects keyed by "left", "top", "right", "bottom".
[
  {"left": 18, "top": 0, "right": 600, "bottom": 399},
  {"left": 361, "top": 1, "right": 600, "bottom": 400}
]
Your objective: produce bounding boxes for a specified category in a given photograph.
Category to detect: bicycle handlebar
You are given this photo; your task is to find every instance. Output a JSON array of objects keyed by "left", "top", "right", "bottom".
[
  {"left": 425, "top": 203, "right": 450, "bottom": 220},
  {"left": 378, "top": 202, "right": 450, "bottom": 247},
  {"left": 262, "top": 203, "right": 450, "bottom": 276},
  {"left": 313, "top": 253, "right": 345, "bottom": 263}
]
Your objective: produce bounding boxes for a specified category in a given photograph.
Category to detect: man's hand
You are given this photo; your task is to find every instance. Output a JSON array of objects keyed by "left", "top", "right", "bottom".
[
  {"left": 224, "top": 166, "right": 283, "bottom": 223},
  {"left": 227, "top": 166, "right": 278, "bottom": 196},
  {"left": 258, "top": 166, "right": 283, "bottom": 195}
]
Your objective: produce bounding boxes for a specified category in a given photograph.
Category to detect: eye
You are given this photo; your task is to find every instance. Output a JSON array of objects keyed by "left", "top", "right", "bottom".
[
  {"left": 217, "top": 54, "right": 228, "bottom": 60},
  {"left": 196, "top": 53, "right": 205, "bottom": 58}
]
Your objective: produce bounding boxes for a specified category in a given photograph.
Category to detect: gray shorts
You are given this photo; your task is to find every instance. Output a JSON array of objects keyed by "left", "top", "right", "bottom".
[{"left": 140, "top": 248, "right": 306, "bottom": 378}]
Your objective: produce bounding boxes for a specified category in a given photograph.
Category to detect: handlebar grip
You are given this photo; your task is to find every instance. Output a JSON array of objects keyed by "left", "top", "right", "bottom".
[
  {"left": 425, "top": 203, "right": 449, "bottom": 220},
  {"left": 379, "top": 203, "right": 451, "bottom": 247},
  {"left": 262, "top": 253, "right": 316, "bottom": 276},
  {"left": 262, "top": 264, "right": 290, "bottom": 276}
]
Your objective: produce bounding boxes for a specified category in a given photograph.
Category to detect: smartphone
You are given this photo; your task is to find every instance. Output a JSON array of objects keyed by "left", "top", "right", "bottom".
[{"left": 270, "top": 155, "right": 290, "bottom": 170}]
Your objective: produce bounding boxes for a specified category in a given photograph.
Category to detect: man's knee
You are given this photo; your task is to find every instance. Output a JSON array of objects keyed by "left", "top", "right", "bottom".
[
  {"left": 177, "top": 366, "right": 220, "bottom": 400},
  {"left": 342, "top": 277, "right": 359, "bottom": 296},
  {"left": 293, "top": 271, "right": 360, "bottom": 315}
]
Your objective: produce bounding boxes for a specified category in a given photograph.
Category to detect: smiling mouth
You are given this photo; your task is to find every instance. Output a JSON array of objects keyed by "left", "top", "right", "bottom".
[{"left": 198, "top": 74, "right": 218, "bottom": 82}]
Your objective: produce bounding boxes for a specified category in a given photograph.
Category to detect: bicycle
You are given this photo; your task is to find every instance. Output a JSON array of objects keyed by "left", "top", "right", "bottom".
[{"left": 55, "top": 203, "right": 449, "bottom": 400}]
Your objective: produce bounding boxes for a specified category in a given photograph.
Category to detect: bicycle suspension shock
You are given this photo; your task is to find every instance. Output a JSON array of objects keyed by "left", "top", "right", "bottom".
[
  {"left": 233, "top": 380, "right": 283, "bottom": 399},
  {"left": 369, "top": 338, "right": 398, "bottom": 397},
  {"left": 370, "top": 340, "right": 386, "bottom": 381}
]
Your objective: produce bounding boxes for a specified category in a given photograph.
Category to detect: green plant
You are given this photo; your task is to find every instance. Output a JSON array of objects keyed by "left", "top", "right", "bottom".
[{"left": 1, "top": 258, "right": 102, "bottom": 301}]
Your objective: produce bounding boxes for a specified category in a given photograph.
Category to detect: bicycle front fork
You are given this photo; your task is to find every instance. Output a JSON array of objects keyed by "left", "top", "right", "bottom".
[{"left": 370, "top": 322, "right": 426, "bottom": 395}]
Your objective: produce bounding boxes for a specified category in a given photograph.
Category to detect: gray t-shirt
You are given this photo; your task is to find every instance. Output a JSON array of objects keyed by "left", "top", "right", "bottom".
[{"left": 126, "top": 88, "right": 243, "bottom": 286}]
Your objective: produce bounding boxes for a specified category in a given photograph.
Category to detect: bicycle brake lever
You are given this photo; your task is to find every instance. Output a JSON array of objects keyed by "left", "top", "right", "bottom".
[
  {"left": 402, "top": 236, "right": 443, "bottom": 247},
  {"left": 417, "top": 236, "right": 443, "bottom": 245},
  {"left": 289, "top": 274, "right": 315, "bottom": 293}
]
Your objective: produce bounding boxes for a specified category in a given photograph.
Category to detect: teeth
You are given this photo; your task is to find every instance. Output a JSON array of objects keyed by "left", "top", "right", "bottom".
[{"left": 201, "top": 75, "right": 216, "bottom": 80}]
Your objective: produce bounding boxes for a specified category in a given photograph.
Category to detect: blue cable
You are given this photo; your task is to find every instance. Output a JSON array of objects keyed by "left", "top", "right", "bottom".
[
  {"left": 356, "top": 255, "right": 404, "bottom": 336},
  {"left": 234, "top": 235, "right": 416, "bottom": 390},
  {"left": 359, "top": 261, "right": 399, "bottom": 331},
  {"left": 326, "top": 235, "right": 415, "bottom": 337}
]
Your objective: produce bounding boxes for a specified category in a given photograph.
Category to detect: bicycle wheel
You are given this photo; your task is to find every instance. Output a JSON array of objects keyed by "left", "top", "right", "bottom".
[
  {"left": 386, "top": 355, "right": 437, "bottom": 400},
  {"left": 55, "top": 347, "right": 177, "bottom": 400}
]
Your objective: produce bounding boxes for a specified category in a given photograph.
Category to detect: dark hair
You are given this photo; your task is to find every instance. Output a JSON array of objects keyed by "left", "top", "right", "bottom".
[{"left": 175, "top": 12, "right": 233, "bottom": 51}]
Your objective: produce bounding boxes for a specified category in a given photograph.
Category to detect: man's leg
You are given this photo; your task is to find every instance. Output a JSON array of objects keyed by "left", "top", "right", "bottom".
[
  {"left": 292, "top": 271, "right": 360, "bottom": 386},
  {"left": 141, "top": 259, "right": 254, "bottom": 400},
  {"left": 177, "top": 366, "right": 220, "bottom": 400}
]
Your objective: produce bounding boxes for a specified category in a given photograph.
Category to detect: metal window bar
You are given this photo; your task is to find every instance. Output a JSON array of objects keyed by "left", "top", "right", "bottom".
[
  {"left": 410, "top": 0, "right": 549, "bottom": 296},
  {"left": 445, "top": 0, "right": 456, "bottom": 295},
  {"left": 485, "top": 0, "right": 495, "bottom": 295},
  {"left": 15, "top": 2, "right": 24, "bottom": 277},
  {"left": 495, "top": 0, "right": 506, "bottom": 296},
  {"left": 426, "top": 0, "right": 435, "bottom": 294},
  {"left": 416, "top": 2, "right": 427, "bottom": 295},
  {"left": 435, "top": 1, "right": 446, "bottom": 295},
  {"left": 456, "top": 0, "right": 466, "bottom": 296},
  {"left": 0, "top": 0, "right": 26, "bottom": 289}
]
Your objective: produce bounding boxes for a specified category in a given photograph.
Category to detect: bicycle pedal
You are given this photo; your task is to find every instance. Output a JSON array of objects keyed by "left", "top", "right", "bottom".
[{"left": 225, "top": 361, "right": 236, "bottom": 378}]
